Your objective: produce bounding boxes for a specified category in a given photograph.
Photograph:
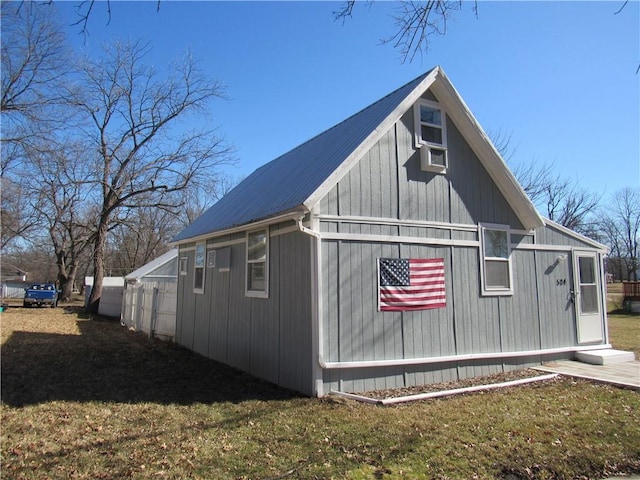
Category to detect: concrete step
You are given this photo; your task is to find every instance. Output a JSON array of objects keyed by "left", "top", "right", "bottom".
[{"left": 575, "top": 349, "right": 636, "bottom": 366}]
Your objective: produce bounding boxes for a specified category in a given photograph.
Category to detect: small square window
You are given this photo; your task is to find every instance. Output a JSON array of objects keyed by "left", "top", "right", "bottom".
[
  {"left": 207, "top": 250, "right": 216, "bottom": 268},
  {"left": 179, "top": 257, "right": 188, "bottom": 276}
]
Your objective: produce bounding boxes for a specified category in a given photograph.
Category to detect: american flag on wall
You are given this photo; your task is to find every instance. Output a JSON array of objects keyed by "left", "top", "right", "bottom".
[{"left": 378, "top": 258, "right": 446, "bottom": 311}]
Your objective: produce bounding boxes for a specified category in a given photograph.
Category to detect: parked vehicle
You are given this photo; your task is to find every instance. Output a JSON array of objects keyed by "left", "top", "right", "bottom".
[{"left": 23, "top": 283, "right": 58, "bottom": 308}]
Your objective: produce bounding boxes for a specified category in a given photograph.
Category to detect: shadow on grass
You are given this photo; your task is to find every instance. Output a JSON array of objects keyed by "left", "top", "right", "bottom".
[{"left": 1, "top": 315, "right": 300, "bottom": 407}]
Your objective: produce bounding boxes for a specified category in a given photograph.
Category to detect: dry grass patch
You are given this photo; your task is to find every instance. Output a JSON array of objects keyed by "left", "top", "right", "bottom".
[{"left": 2, "top": 307, "right": 639, "bottom": 479}]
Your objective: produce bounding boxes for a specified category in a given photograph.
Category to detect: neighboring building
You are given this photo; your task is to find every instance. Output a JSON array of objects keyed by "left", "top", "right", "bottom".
[
  {"left": 1, "top": 264, "right": 29, "bottom": 300},
  {"left": 121, "top": 249, "right": 178, "bottom": 341},
  {"left": 85, "top": 277, "right": 125, "bottom": 318},
  {"left": 171, "top": 67, "right": 610, "bottom": 397}
]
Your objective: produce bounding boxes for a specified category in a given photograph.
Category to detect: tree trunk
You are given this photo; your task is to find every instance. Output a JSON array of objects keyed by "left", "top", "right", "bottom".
[
  {"left": 58, "top": 266, "right": 77, "bottom": 302},
  {"left": 87, "top": 221, "right": 108, "bottom": 314}
]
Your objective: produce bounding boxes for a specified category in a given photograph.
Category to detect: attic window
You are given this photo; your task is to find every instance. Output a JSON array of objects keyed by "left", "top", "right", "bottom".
[{"left": 414, "top": 99, "right": 448, "bottom": 173}]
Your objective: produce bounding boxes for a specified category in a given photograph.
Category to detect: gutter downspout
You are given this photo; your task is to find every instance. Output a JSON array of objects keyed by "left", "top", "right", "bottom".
[{"left": 296, "top": 215, "right": 325, "bottom": 397}]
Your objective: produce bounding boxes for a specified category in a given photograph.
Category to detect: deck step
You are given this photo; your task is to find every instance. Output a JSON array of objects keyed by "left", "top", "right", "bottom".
[{"left": 575, "top": 349, "right": 636, "bottom": 365}]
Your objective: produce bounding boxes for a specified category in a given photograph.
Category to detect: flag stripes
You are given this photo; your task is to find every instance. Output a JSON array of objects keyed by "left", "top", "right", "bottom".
[{"left": 378, "top": 258, "right": 446, "bottom": 311}]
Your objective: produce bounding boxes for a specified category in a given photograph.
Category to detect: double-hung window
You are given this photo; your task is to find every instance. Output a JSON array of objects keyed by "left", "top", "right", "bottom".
[
  {"left": 246, "top": 229, "right": 268, "bottom": 298},
  {"left": 414, "top": 99, "right": 448, "bottom": 172},
  {"left": 480, "top": 224, "right": 513, "bottom": 296},
  {"left": 193, "top": 242, "right": 206, "bottom": 294}
]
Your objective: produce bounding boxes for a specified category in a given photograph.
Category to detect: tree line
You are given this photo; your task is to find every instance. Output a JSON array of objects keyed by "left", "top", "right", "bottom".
[
  {"left": 1, "top": 3, "right": 638, "bottom": 314},
  {"left": 1, "top": 3, "right": 234, "bottom": 309}
]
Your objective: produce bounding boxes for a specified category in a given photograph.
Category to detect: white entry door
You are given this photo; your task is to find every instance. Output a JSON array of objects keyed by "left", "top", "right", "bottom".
[{"left": 573, "top": 251, "right": 604, "bottom": 344}]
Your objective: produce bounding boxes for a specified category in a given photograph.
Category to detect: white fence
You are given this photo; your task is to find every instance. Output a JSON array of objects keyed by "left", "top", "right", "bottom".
[
  {"left": 121, "top": 281, "right": 177, "bottom": 341},
  {"left": 2, "top": 284, "right": 26, "bottom": 299}
]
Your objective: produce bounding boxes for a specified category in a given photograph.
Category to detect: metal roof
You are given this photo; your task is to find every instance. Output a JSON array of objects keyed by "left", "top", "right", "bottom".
[
  {"left": 171, "top": 71, "right": 433, "bottom": 243},
  {"left": 172, "top": 67, "right": 544, "bottom": 244},
  {"left": 125, "top": 249, "right": 179, "bottom": 282}
]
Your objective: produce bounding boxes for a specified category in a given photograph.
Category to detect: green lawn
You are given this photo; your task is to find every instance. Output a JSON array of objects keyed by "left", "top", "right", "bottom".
[
  {"left": 609, "top": 313, "right": 640, "bottom": 358},
  {"left": 1, "top": 307, "right": 639, "bottom": 479}
]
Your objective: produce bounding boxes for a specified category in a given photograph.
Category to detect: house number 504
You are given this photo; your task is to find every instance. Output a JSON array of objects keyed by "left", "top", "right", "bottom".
[{"left": 556, "top": 279, "right": 566, "bottom": 286}]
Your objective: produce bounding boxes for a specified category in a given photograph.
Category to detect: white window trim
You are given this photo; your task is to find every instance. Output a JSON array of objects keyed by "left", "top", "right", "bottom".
[
  {"left": 179, "top": 257, "right": 188, "bottom": 276},
  {"left": 245, "top": 228, "right": 269, "bottom": 298},
  {"left": 414, "top": 98, "right": 448, "bottom": 173},
  {"left": 193, "top": 242, "right": 206, "bottom": 294},
  {"left": 479, "top": 223, "right": 514, "bottom": 296}
]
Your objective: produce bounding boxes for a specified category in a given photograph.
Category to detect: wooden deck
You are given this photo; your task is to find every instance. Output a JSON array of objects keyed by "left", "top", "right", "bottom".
[
  {"left": 623, "top": 281, "right": 640, "bottom": 301},
  {"left": 534, "top": 360, "right": 640, "bottom": 390}
]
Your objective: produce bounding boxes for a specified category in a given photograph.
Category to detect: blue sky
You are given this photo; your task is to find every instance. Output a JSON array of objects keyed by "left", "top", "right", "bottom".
[{"left": 56, "top": 1, "right": 639, "bottom": 202}]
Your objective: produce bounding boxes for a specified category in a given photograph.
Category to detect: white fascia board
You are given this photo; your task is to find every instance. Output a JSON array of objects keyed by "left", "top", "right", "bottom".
[
  {"left": 303, "top": 68, "right": 441, "bottom": 210},
  {"left": 543, "top": 218, "right": 609, "bottom": 253},
  {"left": 429, "top": 70, "right": 545, "bottom": 231},
  {"left": 168, "top": 209, "right": 308, "bottom": 247}
]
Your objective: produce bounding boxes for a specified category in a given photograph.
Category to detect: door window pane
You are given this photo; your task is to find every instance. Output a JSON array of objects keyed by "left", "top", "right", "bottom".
[
  {"left": 579, "top": 257, "right": 595, "bottom": 284},
  {"left": 580, "top": 285, "right": 598, "bottom": 314}
]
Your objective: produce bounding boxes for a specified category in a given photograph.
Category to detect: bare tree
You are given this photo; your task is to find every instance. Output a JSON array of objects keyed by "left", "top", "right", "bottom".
[
  {"left": 1, "top": 2, "right": 71, "bottom": 149},
  {"left": 336, "top": 1, "right": 635, "bottom": 66},
  {"left": 108, "top": 207, "right": 177, "bottom": 274},
  {"left": 25, "top": 142, "right": 96, "bottom": 300},
  {"left": 1, "top": 2, "right": 75, "bottom": 253},
  {"left": 335, "top": 0, "right": 477, "bottom": 63},
  {"left": 599, "top": 188, "right": 640, "bottom": 281},
  {"left": 491, "top": 130, "right": 601, "bottom": 234},
  {"left": 70, "top": 0, "right": 161, "bottom": 35},
  {"left": 542, "top": 175, "right": 601, "bottom": 232},
  {"left": 177, "top": 173, "right": 237, "bottom": 228},
  {"left": 72, "top": 41, "right": 233, "bottom": 312}
]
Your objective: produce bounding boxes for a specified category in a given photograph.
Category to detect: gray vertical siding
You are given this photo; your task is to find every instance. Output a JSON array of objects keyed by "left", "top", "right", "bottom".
[
  {"left": 322, "top": 102, "right": 524, "bottom": 229},
  {"left": 176, "top": 85, "right": 605, "bottom": 397},
  {"left": 535, "top": 250, "right": 577, "bottom": 348},
  {"left": 536, "top": 223, "right": 601, "bottom": 249},
  {"left": 317, "top": 90, "right": 601, "bottom": 394},
  {"left": 319, "top": 236, "right": 590, "bottom": 393},
  {"left": 176, "top": 229, "right": 314, "bottom": 395}
]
